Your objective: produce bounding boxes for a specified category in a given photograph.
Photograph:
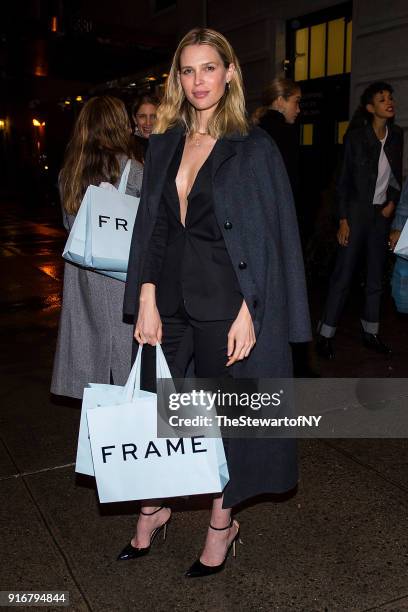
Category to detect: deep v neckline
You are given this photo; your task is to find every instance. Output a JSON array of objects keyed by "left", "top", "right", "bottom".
[{"left": 174, "top": 138, "right": 217, "bottom": 227}]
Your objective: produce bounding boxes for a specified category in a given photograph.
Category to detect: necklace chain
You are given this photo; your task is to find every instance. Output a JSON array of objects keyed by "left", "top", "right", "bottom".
[{"left": 192, "top": 131, "right": 209, "bottom": 147}]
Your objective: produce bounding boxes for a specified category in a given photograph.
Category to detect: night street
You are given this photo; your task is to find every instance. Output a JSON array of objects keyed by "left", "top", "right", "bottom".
[{"left": 1, "top": 199, "right": 408, "bottom": 611}]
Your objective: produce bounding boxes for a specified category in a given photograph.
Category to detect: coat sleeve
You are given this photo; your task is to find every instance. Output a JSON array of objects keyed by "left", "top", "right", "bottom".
[
  {"left": 386, "top": 128, "right": 403, "bottom": 206},
  {"left": 335, "top": 132, "right": 354, "bottom": 221},
  {"left": 256, "top": 134, "right": 312, "bottom": 343},
  {"left": 140, "top": 196, "right": 168, "bottom": 285},
  {"left": 392, "top": 177, "right": 408, "bottom": 231},
  {"left": 123, "top": 149, "right": 152, "bottom": 318}
]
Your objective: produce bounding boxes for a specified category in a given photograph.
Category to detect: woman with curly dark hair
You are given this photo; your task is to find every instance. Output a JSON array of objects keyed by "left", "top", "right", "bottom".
[{"left": 317, "top": 81, "right": 403, "bottom": 359}]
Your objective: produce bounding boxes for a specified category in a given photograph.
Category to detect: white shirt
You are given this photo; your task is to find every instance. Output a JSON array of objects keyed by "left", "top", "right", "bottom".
[{"left": 373, "top": 127, "right": 391, "bottom": 205}]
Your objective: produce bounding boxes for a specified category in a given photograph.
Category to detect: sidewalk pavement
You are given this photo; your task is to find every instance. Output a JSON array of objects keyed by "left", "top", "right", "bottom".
[{"left": 1, "top": 201, "right": 408, "bottom": 612}]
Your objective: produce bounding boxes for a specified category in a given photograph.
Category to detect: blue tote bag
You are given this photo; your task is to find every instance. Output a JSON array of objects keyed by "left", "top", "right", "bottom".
[
  {"left": 62, "top": 160, "right": 139, "bottom": 281},
  {"left": 81, "top": 346, "right": 229, "bottom": 503},
  {"left": 391, "top": 256, "right": 408, "bottom": 314},
  {"left": 394, "top": 218, "right": 408, "bottom": 261}
]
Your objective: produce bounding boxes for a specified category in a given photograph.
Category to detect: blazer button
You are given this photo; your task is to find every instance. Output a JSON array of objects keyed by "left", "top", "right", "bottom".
[
  {"left": 238, "top": 261, "right": 247, "bottom": 270},
  {"left": 224, "top": 221, "right": 232, "bottom": 230}
]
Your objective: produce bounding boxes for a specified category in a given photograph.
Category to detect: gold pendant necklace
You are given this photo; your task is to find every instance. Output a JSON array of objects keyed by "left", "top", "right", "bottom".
[{"left": 193, "top": 131, "right": 209, "bottom": 147}]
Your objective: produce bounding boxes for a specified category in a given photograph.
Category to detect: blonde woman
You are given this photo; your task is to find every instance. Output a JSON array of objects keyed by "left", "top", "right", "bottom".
[
  {"left": 123, "top": 28, "right": 311, "bottom": 577},
  {"left": 253, "top": 77, "right": 301, "bottom": 193},
  {"left": 51, "top": 96, "right": 143, "bottom": 399}
]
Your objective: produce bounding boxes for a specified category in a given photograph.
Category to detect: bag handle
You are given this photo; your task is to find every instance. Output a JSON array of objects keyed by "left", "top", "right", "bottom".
[
  {"left": 123, "top": 344, "right": 174, "bottom": 403},
  {"left": 118, "top": 159, "right": 131, "bottom": 194}
]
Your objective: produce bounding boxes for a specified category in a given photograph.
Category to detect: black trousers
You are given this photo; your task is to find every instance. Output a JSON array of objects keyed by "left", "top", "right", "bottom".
[{"left": 319, "top": 207, "right": 391, "bottom": 337}]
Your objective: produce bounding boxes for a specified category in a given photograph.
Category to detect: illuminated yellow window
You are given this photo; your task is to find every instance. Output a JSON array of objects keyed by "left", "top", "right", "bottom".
[
  {"left": 310, "top": 24, "right": 326, "bottom": 79},
  {"left": 337, "top": 121, "right": 349, "bottom": 144},
  {"left": 302, "top": 124, "right": 314, "bottom": 145},
  {"left": 327, "top": 18, "right": 345, "bottom": 76},
  {"left": 346, "top": 21, "right": 352, "bottom": 73},
  {"left": 295, "top": 28, "right": 309, "bottom": 81}
]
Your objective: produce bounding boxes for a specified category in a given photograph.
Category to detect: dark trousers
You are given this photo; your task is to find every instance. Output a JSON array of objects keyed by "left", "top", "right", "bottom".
[{"left": 319, "top": 207, "right": 391, "bottom": 337}]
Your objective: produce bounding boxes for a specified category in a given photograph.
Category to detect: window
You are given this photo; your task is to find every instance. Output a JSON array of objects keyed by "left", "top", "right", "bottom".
[
  {"left": 301, "top": 124, "right": 314, "bottom": 146},
  {"left": 294, "top": 17, "right": 352, "bottom": 81},
  {"left": 337, "top": 121, "right": 349, "bottom": 144},
  {"left": 295, "top": 28, "right": 309, "bottom": 82}
]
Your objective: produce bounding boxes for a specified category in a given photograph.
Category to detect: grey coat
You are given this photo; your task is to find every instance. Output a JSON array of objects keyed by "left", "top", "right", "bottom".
[
  {"left": 124, "top": 127, "right": 311, "bottom": 506},
  {"left": 51, "top": 157, "right": 143, "bottom": 399}
]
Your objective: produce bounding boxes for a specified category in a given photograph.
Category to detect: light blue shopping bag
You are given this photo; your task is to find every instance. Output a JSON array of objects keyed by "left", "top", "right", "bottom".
[
  {"left": 391, "top": 256, "right": 408, "bottom": 313},
  {"left": 76, "top": 382, "right": 124, "bottom": 476},
  {"left": 62, "top": 160, "right": 139, "bottom": 281},
  {"left": 84, "top": 345, "right": 229, "bottom": 503},
  {"left": 395, "top": 218, "right": 408, "bottom": 261}
]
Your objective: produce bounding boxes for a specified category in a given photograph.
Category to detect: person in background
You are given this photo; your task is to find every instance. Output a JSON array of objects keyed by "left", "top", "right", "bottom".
[
  {"left": 390, "top": 178, "right": 408, "bottom": 250},
  {"left": 122, "top": 27, "right": 311, "bottom": 578},
  {"left": 252, "top": 77, "right": 301, "bottom": 196},
  {"left": 131, "top": 94, "right": 160, "bottom": 160},
  {"left": 51, "top": 96, "right": 143, "bottom": 399},
  {"left": 253, "top": 78, "right": 317, "bottom": 376},
  {"left": 390, "top": 177, "right": 408, "bottom": 313},
  {"left": 316, "top": 82, "right": 403, "bottom": 359}
]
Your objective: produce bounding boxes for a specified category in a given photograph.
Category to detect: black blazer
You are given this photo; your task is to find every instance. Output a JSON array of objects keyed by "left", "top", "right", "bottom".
[
  {"left": 336, "top": 122, "right": 403, "bottom": 221},
  {"left": 141, "top": 136, "right": 242, "bottom": 320},
  {"left": 124, "top": 124, "right": 311, "bottom": 351}
]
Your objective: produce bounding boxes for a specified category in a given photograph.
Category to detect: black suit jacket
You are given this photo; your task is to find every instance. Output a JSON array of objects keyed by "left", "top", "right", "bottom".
[
  {"left": 141, "top": 136, "right": 242, "bottom": 320},
  {"left": 336, "top": 122, "right": 403, "bottom": 221}
]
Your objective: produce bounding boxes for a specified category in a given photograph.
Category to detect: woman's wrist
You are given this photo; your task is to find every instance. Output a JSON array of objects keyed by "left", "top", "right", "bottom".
[{"left": 140, "top": 283, "right": 156, "bottom": 304}]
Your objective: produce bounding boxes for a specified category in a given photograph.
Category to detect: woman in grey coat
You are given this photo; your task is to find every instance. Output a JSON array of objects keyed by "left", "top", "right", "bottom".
[
  {"left": 122, "top": 29, "right": 311, "bottom": 577},
  {"left": 51, "top": 96, "right": 143, "bottom": 399}
]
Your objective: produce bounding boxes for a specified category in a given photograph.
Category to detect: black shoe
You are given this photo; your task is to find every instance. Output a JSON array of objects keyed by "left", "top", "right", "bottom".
[
  {"left": 316, "top": 336, "right": 335, "bottom": 360},
  {"left": 117, "top": 506, "right": 170, "bottom": 561},
  {"left": 185, "top": 519, "right": 240, "bottom": 578},
  {"left": 362, "top": 332, "right": 391, "bottom": 355}
]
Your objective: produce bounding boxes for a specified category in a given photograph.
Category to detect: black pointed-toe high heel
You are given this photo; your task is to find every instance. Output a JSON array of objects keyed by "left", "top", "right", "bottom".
[
  {"left": 117, "top": 506, "right": 171, "bottom": 561},
  {"left": 185, "top": 519, "right": 240, "bottom": 578}
]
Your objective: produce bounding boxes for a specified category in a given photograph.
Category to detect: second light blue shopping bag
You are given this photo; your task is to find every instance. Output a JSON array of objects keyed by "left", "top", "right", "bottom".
[{"left": 63, "top": 160, "right": 138, "bottom": 281}]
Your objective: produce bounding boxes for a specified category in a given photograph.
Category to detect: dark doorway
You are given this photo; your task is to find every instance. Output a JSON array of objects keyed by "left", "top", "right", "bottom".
[{"left": 286, "top": 2, "right": 352, "bottom": 251}]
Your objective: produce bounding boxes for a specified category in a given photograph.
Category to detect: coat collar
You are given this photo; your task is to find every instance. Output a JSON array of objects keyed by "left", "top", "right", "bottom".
[
  {"left": 364, "top": 121, "right": 395, "bottom": 148},
  {"left": 147, "top": 127, "right": 183, "bottom": 214},
  {"left": 148, "top": 124, "right": 247, "bottom": 190}
]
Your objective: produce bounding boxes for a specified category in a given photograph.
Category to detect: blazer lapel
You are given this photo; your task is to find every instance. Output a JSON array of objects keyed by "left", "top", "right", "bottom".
[
  {"left": 211, "top": 138, "right": 237, "bottom": 181},
  {"left": 147, "top": 126, "right": 183, "bottom": 214}
]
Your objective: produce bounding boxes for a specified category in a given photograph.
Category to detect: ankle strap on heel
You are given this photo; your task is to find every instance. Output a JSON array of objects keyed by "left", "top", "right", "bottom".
[
  {"left": 140, "top": 506, "right": 165, "bottom": 516},
  {"left": 209, "top": 518, "right": 233, "bottom": 531}
]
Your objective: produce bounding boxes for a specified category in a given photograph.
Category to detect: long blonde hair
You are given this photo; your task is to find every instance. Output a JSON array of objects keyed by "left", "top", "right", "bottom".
[
  {"left": 155, "top": 28, "right": 249, "bottom": 138},
  {"left": 60, "top": 96, "right": 137, "bottom": 214}
]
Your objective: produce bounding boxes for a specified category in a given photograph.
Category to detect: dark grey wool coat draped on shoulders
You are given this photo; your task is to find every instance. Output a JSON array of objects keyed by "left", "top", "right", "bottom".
[{"left": 124, "top": 126, "right": 311, "bottom": 507}]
